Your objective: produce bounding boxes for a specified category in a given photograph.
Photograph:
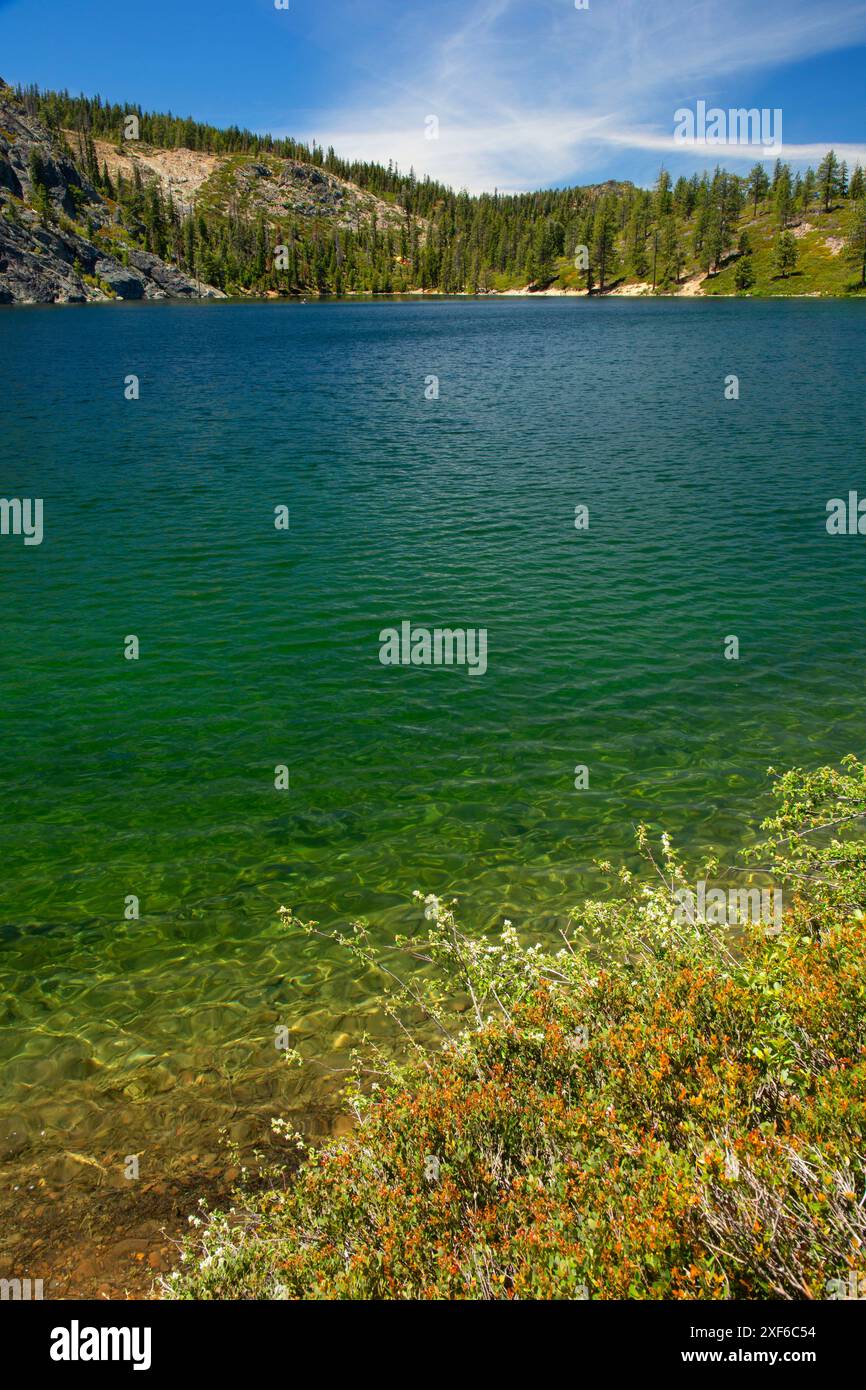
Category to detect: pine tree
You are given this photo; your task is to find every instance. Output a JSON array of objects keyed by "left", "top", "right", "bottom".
[
  {"left": 626, "top": 203, "right": 649, "bottom": 278},
  {"left": 734, "top": 257, "right": 755, "bottom": 291},
  {"left": 747, "top": 163, "right": 770, "bottom": 216},
  {"left": 800, "top": 167, "right": 816, "bottom": 213},
  {"left": 817, "top": 151, "right": 840, "bottom": 213},
  {"left": 844, "top": 197, "right": 866, "bottom": 287},
  {"left": 28, "top": 149, "right": 51, "bottom": 217},
  {"left": 774, "top": 167, "right": 793, "bottom": 228},
  {"left": 773, "top": 230, "right": 799, "bottom": 279},
  {"left": 703, "top": 209, "right": 727, "bottom": 274},
  {"left": 591, "top": 194, "right": 618, "bottom": 292},
  {"left": 659, "top": 216, "right": 685, "bottom": 286},
  {"left": 653, "top": 168, "right": 672, "bottom": 221}
]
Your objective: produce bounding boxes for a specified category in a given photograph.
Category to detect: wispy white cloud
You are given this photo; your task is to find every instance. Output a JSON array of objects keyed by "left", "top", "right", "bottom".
[
  {"left": 606, "top": 128, "right": 866, "bottom": 168},
  {"left": 287, "top": 0, "right": 866, "bottom": 191}
]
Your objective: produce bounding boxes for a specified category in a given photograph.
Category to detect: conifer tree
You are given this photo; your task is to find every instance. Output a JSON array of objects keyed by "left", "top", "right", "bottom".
[
  {"left": 817, "top": 150, "right": 840, "bottom": 212},
  {"left": 774, "top": 167, "right": 793, "bottom": 228},
  {"left": 591, "top": 193, "right": 618, "bottom": 292},
  {"left": 734, "top": 257, "right": 755, "bottom": 291},
  {"left": 773, "top": 229, "right": 799, "bottom": 278},
  {"left": 845, "top": 197, "right": 866, "bottom": 287},
  {"left": 747, "top": 163, "right": 770, "bottom": 216}
]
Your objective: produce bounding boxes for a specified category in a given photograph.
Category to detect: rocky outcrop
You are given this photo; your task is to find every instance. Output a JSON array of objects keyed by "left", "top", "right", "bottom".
[
  {"left": 0, "top": 213, "right": 91, "bottom": 303},
  {"left": 194, "top": 152, "right": 417, "bottom": 235},
  {"left": 125, "top": 248, "right": 213, "bottom": 297},
  {"left": 0, "top": 90, "right": 103, "bottom": 221},
  {"left": 0, "top": 207, "right": 223, "bottom": 304},
  {"left": 0, "top": 82, "right": 224, "bottom": 304}
]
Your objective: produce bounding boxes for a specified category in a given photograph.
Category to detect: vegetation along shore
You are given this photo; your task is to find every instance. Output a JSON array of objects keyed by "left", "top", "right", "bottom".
[
  {"left": 2, "top": 80, "right": 865, "bottom": 305},
  {"left": 166, "top": 759, "right": 866, "bottom": 1300}
]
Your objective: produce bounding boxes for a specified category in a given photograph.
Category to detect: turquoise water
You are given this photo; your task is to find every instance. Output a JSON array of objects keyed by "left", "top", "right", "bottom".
[{"left": 1, "top": 297, "right": 866, "bottom": 1183}]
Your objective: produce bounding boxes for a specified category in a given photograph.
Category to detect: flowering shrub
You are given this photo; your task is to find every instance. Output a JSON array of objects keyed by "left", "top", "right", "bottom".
[{"left": 166, "top": 759, "right": 866, "bottom": 1300}]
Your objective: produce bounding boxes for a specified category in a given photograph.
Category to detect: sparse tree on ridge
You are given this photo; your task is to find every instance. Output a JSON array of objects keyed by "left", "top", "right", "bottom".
[
  {"left": 747, "top": 163, "right": 770, "bottom": 217},
  {"left": 817, "top": 150, "right": 840, "bottom": 213}
]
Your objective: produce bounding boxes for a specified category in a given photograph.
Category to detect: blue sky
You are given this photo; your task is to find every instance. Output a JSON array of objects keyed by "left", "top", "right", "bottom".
[{"left": 1, "top": 0, "right": 865, "bottom": 191}]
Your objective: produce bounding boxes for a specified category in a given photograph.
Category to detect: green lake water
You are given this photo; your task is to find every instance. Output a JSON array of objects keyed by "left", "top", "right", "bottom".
[{"left": 1, "top": 297, "right": 865, "bottom": 1198}]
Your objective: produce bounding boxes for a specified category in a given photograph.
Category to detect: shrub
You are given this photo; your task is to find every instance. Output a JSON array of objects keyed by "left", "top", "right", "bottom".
[{"left": 166, "top": 759, "right": 866, "bottom": 1300}]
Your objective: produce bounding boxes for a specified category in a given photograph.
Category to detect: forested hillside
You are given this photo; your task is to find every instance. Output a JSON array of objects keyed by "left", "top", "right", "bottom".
[{"left": 4, "top": 80, "right": 866, "bottom": 300}]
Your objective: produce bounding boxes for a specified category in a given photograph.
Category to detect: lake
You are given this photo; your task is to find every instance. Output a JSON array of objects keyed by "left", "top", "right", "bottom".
[{"left": 1, "top": 296, "right": 865, "bottom": 1283}]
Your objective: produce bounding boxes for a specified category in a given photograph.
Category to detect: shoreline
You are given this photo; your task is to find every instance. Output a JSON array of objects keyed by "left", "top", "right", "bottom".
[{"left": 3, "top": 284, "right": 861, "bottom": 308}]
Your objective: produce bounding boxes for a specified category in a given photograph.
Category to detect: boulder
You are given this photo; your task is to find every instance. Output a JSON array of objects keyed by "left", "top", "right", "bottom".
[
  {"left": 126, "top": 247, "right": 224, "bottom": 298},
  {"left": 94, "top": 257, "right": 147, "bottom": 299}
]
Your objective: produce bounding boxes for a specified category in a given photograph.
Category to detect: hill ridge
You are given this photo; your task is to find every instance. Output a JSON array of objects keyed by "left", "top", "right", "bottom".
[{"left": 2, "top": 79, "right": 864, "bottom": 303}]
